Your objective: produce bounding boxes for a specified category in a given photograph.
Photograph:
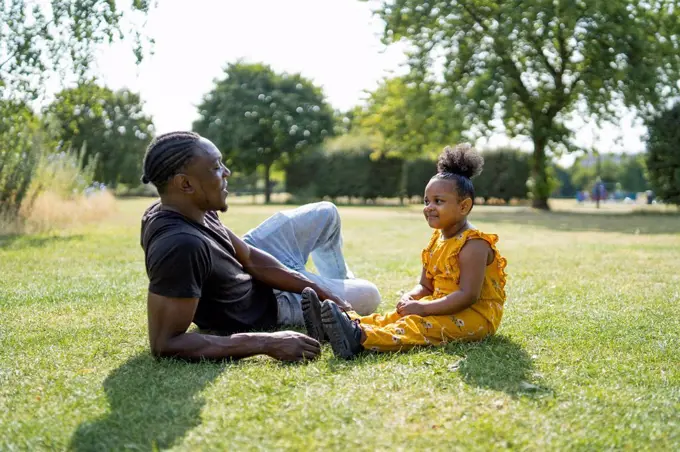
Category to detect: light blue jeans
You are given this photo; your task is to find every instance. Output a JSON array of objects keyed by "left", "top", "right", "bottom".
[{"left": 243, "top": 201, "right": 381, "bottom": 326}]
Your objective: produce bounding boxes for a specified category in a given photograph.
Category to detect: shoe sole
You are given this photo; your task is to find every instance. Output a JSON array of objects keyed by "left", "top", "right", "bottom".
[
  {"left": 301, "top": 288, "right": 325, "bottom": 342},
  {"left": 320, "top": 301, "right": 356, "bottom": 360}
]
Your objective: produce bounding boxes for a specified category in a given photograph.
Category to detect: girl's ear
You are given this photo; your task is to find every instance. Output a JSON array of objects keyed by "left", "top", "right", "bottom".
[{"left": 460, "top": 197, "right": 473, "bottom": 215}]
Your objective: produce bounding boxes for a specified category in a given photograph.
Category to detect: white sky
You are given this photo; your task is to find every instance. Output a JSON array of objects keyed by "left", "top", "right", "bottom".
[
  {"left": 91, "top": 0, "right": 408, "bottom": 131},
  {"left": 54, "top": 0, "right": 648, "bottom": 165}
]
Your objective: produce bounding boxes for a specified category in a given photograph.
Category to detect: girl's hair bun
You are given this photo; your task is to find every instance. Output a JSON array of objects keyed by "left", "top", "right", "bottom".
[{"left": 436, "top": 143, "right": 484, "bottom": 179}]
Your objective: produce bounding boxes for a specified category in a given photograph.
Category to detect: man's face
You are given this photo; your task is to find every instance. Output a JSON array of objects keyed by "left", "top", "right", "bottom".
[{"left": 183, "top": 138, "right": 231, "bottom": 212}]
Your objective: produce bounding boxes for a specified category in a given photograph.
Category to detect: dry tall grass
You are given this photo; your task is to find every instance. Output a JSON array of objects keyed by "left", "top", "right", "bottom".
[{"left": 0, "top": 190, "right": 118, "bottom": 234}]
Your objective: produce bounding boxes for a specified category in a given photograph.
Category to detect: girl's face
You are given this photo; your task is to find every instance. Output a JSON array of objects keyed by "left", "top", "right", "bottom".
[{"left": 423, "top": 179, "right": 472, "bottom": 234}]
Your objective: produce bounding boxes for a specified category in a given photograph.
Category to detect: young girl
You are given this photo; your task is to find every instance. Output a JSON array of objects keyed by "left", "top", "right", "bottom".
[{"left": 301, "top": 143, "right": 507, "bottom": 359}]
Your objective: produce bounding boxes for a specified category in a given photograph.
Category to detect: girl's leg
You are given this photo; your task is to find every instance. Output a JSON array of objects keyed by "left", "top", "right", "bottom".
[
  {"left": 348, "top": 309, "right": 401, "bottom": 327},
  {"left": 362, "top": 308, "right": 492, "bottom": 352}
]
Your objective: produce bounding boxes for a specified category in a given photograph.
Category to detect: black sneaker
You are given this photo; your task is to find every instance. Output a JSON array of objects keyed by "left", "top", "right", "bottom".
[
  {"left": 320, "top": 300, "right": 364, "bottom": 359},
  {"left": 301, "top": 287, "right": 325, "bottom": 342}
]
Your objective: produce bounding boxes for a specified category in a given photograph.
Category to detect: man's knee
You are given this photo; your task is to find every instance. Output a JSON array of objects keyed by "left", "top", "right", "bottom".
[
  {"left": 289, "top": 201, "right": 340, "bottom": 230},
  {"left": 316, "top": 201, "right": 340, "bottom": 219},
  {"left": 311, "top": 201, "right": 339, "bottom": 220},
  {"left": 350, "top": 281, "right": 381, "bottom": 316},
  {"left": 297, "top": 201, "right": 340, "bottom": 235}
]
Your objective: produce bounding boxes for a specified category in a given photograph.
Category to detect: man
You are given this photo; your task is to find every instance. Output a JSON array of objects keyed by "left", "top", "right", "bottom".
[{"left": 140, "top": 131, "right": 380, "bottom": 362}]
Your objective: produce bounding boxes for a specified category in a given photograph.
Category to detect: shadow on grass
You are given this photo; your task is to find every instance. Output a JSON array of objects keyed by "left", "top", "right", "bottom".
[
  {"left": 443, "top": 335, "right": 549, "bottom": 397},
  {"left": 69, "top": 354, "right": 224, "bottom": 452},
  {"left": 471, "top": 209, "right": 679, "bottom": 235},
  {"left": 0, "top": 233, "right": 84, "bottom": 250},
  {"left": 325, "top": 335, "right": 548, "bottom": 397}
]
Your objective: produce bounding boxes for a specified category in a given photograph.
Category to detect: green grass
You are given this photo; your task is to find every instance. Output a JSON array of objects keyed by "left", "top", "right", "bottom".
[{"left": 1, "top": 198, "right": 679, "bottom": 451}]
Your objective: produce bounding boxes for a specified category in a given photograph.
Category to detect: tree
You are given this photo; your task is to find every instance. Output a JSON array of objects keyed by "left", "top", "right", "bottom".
[
  {"left": 369, "top": 0, "right": 680, "bottom": 209},
  {"left": 553, "top": 164, "right": 577, "bottom": 198},
  {"left": 46, "top": 82, "right": 154, "bottom": 186},
  {"left": 194, "top": 62, "right": 335, "bottom": 203},
  {"left": 355, "top": 76, "right": 460, "bottom": 158},
  {"left": 647, "top": 104, "right": 680, "bottom": 206},
  {"left": 354, "top": 76, "right": 462, "bottom": 203},
  {"left": 571, "top": 154, "right": 620, "bottom": 192},
  {"left": 0, "top": 0, "right": 152, "bottom": 101},
  {"left": 0, "top": 101, "right": 42, "bottom": 215},
  {"left": 1, "top": 0, "right": 152, "bottom": 223},
  {"left": 569, "top": 153, "right": 649, "bottom": 195},
  {"left": 619, "top": 154, "right": 648, "bottom": 193}
]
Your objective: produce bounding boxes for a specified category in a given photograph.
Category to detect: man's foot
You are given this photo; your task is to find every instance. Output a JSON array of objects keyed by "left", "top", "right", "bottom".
[
  {"left": 301, "top": 287, "right": 325, "bottom": 342},
  {"left": 320, "top": 300, "right": 363, "bottom": 359}
]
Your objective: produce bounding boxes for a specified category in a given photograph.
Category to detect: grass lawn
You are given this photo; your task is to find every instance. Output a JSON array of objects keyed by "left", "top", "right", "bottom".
[{"left": 1, "top": 198, "right": 678, "bottom": 451}]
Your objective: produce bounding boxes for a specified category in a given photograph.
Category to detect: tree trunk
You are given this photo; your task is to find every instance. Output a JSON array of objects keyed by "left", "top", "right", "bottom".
[
  {"left": 399, "top": 159, "right": 408, "bottom": 206},
  {"left": 264, "top": 162, "right": 271, "bottom": 204},
  {"left": 531, "top": 136, "right": 551, "bottom": 210}
]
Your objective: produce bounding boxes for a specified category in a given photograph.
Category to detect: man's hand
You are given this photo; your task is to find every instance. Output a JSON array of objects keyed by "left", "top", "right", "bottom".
[
  {"left": 396, "top": 299, "right": 426, "bottom": 317},
  {"left": 313, "top": 285, "right": 352, "bottom": 311},
  {"left": 264, "top": 331, "right": 321, "bottom": 362}
]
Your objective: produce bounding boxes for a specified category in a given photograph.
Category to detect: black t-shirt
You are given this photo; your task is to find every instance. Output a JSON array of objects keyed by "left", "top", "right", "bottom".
[{"left": 140, "top": 201, "right": 278, "bottom": 334}]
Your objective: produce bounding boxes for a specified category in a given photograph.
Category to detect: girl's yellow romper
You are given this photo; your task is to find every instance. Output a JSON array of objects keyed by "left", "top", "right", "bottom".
[{"left": 355, "top": 229, "right": 507, "bottom": 352}]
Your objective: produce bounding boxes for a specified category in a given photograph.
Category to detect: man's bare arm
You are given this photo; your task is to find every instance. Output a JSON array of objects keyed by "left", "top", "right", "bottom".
[
  {"left": 147, "top": 292, "right": 320, "bottom": 362},
  {"left": 225, "top": 229, "right": 350, "bottom": 308}
]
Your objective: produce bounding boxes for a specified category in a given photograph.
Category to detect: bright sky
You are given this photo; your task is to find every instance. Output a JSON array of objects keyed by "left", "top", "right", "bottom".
[
  {"left": 91, "top": 0, "right": 407, "bottom": 131},
  {"left": 79, "top": 0, "right": 646, "bottom": 164}
]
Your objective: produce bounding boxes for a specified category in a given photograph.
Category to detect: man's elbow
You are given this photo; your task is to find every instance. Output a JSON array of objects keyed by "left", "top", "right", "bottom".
[
  {"left": 149, "top": 337, "right": 176, "bottom": 359},
  {"left": 150, "top": 343, "right": 168, "bottom": 359}
]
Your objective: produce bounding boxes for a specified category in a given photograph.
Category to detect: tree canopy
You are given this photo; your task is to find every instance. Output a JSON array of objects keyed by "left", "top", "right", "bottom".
[
  {"left": 0, "top": 0, "right": 152, "bottom": 100},
  {"left": 368, "top": 0, "right": 680, "bottom": 208},
  {"left": 193, "top": 62, "right": 335, "bottom": 203},
  {"left": 1, "top": 0, "right": 153, "bottom": 216},
  {"left": 46, "top": 82, "right": 154, "bottom": 186},
  {"left": 353, "top": 75, "right": 460, "bottom": 159}
]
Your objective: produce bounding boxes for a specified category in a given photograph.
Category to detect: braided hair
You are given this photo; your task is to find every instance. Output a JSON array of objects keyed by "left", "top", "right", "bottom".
[
  {"left": 431, "top": 143, "right": 484, "bottom": 205},
  {"left": 141, "top": 131, "right": 201, "bottom": 193}
]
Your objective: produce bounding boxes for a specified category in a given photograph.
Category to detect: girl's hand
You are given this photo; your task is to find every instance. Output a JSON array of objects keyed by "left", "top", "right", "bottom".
[
  {"left": 398, "top": 292, "right": 415, "bottom": 304},
  {"left": 396, "top": 299, "right": 426, "bottom": 317}
]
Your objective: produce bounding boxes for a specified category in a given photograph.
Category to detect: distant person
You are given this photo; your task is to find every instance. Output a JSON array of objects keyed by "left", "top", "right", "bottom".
[
  {"left": 300, "top": 144, "right": 508, "bottom": 359},
  {"left": 646, "top": 190, "right": 655, "bottom": 205},
  {"left": 139, "top": 131, "right": 380, "bottom": 362},
  {"left": 593, "top": 179, "right": 606, "bottom": 204}
]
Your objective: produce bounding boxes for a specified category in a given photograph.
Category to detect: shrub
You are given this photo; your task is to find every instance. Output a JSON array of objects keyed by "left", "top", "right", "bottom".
[
  {"left": 474, "top": 148, "right": 531, "bottom": 202},
  {"left": 286, "top": 135, "right": 403, "bottom": 202}
]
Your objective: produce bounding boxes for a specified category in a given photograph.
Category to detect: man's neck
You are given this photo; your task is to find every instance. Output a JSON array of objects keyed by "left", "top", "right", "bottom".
[{"left": 158, "top": 196, "right": 207, "bottom": 224}]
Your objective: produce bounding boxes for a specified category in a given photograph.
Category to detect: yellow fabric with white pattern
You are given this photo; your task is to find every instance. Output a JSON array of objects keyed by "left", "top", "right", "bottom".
[{"left": 356, "top": 228, "right": 507, "bottom": 352}]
